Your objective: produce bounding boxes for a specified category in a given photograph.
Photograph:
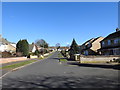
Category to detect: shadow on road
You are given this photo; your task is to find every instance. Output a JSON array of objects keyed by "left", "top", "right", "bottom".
[
  {"left": 52, "top": 57, "right": 67, "bottom": 60},
  {"left": 67, "top": 62, "right": 120, "bottom": 70},
  {"left": 2, "top": 75, "right": 119, "bottom": 89}
]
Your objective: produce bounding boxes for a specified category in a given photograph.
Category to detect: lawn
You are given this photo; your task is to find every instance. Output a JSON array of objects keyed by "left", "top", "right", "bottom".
[
  {"left": 60, "top": 59, "right": 67, "bottom": 62},
  {"left": 1, "top": 60, "right": 37, "bottom": 69},
  {"left": 58, "top": 53, "right": 67, "bottom": 62}
]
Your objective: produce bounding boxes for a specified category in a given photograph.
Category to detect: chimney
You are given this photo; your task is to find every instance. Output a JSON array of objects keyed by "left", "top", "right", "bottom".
[{"left": 116, "top": 28, "right": 120, "bottom": 32}]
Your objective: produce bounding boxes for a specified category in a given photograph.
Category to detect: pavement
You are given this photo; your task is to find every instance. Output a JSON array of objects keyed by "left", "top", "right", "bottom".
[
  {"left": 0, "top": 57, "right": 28, "bottom": 64},
  {"left": 1, "top": 51, "right": 120, "bottom": 89}
]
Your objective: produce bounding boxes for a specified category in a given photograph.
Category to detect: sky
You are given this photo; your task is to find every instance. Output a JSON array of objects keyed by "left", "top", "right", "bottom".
[{"left": 2, "top": 2, "right": 118, "bottom": 46}]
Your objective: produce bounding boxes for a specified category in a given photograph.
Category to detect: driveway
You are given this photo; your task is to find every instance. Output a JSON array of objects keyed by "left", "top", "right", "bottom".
[{"left": 1, "top": 52, "right": 120, "bottom": 88}]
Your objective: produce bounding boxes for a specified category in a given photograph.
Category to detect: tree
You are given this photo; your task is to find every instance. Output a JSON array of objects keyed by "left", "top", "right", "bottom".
[
  {"left": 56, "top": 43, "right": 60, "bottom": 50},
  {"left": 35, "top": 39, "right": 48, "bottom": 48},
  {"left": 16, "top": 39, "right": 29, "bottom": 56},
  {"left": 69, "top": 38, "right": 79, "bottom": 60},
  {"left": 16, "top": 40, "right": 22, "bottom": 53},
  {"left": 34, "top": 50, "right": 40, "bottom": 57}
]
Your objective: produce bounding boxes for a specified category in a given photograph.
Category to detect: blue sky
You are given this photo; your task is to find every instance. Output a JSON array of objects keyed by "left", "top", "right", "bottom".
[{"left": 2, "top": 2, "right": 118, "bottom": 46}]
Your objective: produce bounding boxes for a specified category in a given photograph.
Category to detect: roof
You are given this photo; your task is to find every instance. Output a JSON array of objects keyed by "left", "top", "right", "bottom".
[
  {"left": 82, "top": 36, "right": 103, "bottom": 46},
  {"left": 60, "top": 47, "right": 69, "bottom": 49},
  {"left": 102, "top": 31, "right": 120, "bottom": 41},
  {"left": 29, "top": 43, "right": 38, "bottom": 52},
  {"left": 29, "top": 44, "right": 34, "bottom": 52},
  {"left": 0, "top": 35, "right": 16, "bottom": 45}
]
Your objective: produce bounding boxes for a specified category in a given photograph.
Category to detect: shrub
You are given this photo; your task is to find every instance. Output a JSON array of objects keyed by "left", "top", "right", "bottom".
[
  {"left": 34, "top": 50, "right": 40, "bottom": 58},
  {"left": 2, "top": 51, "right": 14, "bottom": 58},
  {"left": 113, "top": 58, "right": 120, "bottom": 63},
  {"left": 16, "top": 52, "right": 23, "bottom": 57},
  {"left": 16, "top": 39, "right": 29, "bottom": 56}
]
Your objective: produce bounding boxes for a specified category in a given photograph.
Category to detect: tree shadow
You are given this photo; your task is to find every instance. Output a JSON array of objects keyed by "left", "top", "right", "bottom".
[
  {"left": 67, "top": 58, "right": 75, "bottom": 61},
  {"left": 67, "top": 62, "right": 120, "bottom": 70},
  {"left": 2, "top": 75, "right": 120, "bottom": 89},
  {"left": 52, "top": 57, "right": 67, "bottom": 60}
]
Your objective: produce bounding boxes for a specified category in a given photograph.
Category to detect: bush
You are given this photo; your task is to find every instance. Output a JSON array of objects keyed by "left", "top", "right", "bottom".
[
  {"left": 16, "top": 39, "right": 29, "bottom": 56},
  {"left": 16, "top": 52, "right": 23, "bottom": 57},
  {"left": 27, "top": 54, "right": 30, "bottom": 58},
  {"left": 61, "top": 50, "right": 66, "bottom": 57},
  {"left": 2, "top": 51, "right": 14, "bottom": 58},
  {"left": 113, "top": 58, "right": 120, "bottom": 63},
  {"left": 44, "top": 49, "right": 49, "bottom": 54},
  {"left": 34, "top": 50, "right": 40, "bottom": 58}
]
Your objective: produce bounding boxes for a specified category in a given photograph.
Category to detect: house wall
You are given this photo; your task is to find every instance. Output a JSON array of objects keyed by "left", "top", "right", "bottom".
[
  {"left": 0, "top": 44, "right": 16, "bottom": 52},
  {"left": 0, "top": 44, "right": 7, "bottom": 52},
  {"left": 84, "top": 49, "right": 98, "bottom": 55},
  {"left": 11, "top": 44, "right": 16, "bottom": 48},
  {"left": 101, "top": 48, "right": 120, "bottom": 55},
  {"left": 91, "top": 37, "right": 104, "bottom": 51},
  {"left": 32, "top": 45, "right": 36, "bottom": 52},
  {"left": 101, "top": 37, "right": 120, "bottom": 49},
  {"left": 7, "top": 44, "right": 16, "bottom": 52}
]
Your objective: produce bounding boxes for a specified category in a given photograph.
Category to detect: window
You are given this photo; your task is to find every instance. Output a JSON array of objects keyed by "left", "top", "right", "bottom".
[
  {"left": 118, "top": 38, "right": 120, "bottom": 43},
  {"left": 114, "top": 38, "right": 119, "bottom": 44},
  {"left": 102, "top": 41, "right": 105, "bottom": 46},
  {"left": 108, "top": 40, "right": 111, "bottom": 45}
]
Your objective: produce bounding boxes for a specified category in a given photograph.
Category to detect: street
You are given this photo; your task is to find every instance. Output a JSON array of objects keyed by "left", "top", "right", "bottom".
[{"left": 2, "top": 52, "right": 120, "bottom": 88}]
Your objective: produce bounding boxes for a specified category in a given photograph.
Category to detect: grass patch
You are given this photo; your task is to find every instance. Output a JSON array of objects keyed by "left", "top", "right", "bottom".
[
  {"left": 38, "top": 52, "right": 54, "bottom": 60},
  {"left": 60, "top": 59, "right": 67, "bottom": 62},
  {"left": 1, "top": 60, "right": 37, "bottom": 69},
  {"left": 58, "top": 53, "right": 64, "bottom": 58}
]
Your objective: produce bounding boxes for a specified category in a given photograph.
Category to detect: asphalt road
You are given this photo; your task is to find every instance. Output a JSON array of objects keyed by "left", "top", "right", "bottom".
[{"left": 1, "top": 52, "right": 120, "bottom": 88}]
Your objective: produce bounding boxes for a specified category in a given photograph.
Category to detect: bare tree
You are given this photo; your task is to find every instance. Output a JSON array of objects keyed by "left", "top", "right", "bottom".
[
  {"left": 56, "top": 43, "right": 60, "bottom": 50},
  {"left": 35, "top": 39, "right": 48, "bottom": 48}
]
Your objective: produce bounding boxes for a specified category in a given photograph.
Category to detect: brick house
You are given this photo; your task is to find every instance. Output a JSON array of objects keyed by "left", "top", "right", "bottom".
[{"left": 99, "top": 28, "right": 120, "bottom": 55}]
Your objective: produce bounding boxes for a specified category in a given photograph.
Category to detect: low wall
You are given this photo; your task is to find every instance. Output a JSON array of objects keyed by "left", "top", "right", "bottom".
[
  {"left": 44, "top": 53, "right": 49, "bottom": 57},
  {"left": 78, "top": 55, "right": 120, "bottom": 63},
  {"left": 0, "top": 57, "right": 27, "bottom": 64},
  {"left": 30, "top": 55, "right": 38, "bottom": 59}
]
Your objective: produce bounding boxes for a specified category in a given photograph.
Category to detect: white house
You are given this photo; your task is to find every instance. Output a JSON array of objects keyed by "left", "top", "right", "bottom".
[{"left": 0, "top": 35, "right": 16, "bottom": 52}]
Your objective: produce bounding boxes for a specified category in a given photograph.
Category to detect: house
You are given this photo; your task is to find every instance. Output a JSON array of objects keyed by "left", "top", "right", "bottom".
[
  {"left": 29, "top": 43, "right": 38, "bottom": 53},
  {"left": 99, "top": 28, "right": 120, "bottom": 55},
  {"left": 79, "top": 37, "right": 104, "bottom": 55},
  {"left": 0, "top": 35, "right": 16, "bottom": 53},
  {"left": 59, "top": 46, "right": 70, "bottom": 51}
]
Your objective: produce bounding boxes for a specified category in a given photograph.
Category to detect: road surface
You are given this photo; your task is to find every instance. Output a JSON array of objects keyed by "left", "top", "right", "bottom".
[{"left": 1, "top": 52, "right": 120, "bottom": 88}]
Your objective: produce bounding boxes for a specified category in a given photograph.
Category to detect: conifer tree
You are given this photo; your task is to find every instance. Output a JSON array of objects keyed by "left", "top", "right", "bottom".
[
  {"left": 21, "top": 40, "right": 29, "bottom": 56},
  {"left": 16, "top": 39, "right": 29, "bottom": 56},
  {"left": 69, "top": 38, "right": 79, "bottom": 59}
]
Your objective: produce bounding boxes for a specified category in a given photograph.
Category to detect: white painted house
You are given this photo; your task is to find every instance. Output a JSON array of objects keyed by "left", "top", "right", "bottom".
[{"left": 0, "top": 35, "right": 16, "bottom": 52}]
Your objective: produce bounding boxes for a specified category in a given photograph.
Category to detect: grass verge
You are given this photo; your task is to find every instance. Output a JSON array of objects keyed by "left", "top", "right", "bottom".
[
  {"left": 38, "top": 52, "right": 54, "bottom": 60},
  {"left": 0, "top": 60, "right": 37, "bottom": 69},
  {"left": 60, "top": 59, "right": 67, "bottom": 62},
  {"left": 58, "top": 53, "right": 67, "bottom": 62},
  {"left": 58, "top": 53, "right": 64, "bottom": 58}
]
